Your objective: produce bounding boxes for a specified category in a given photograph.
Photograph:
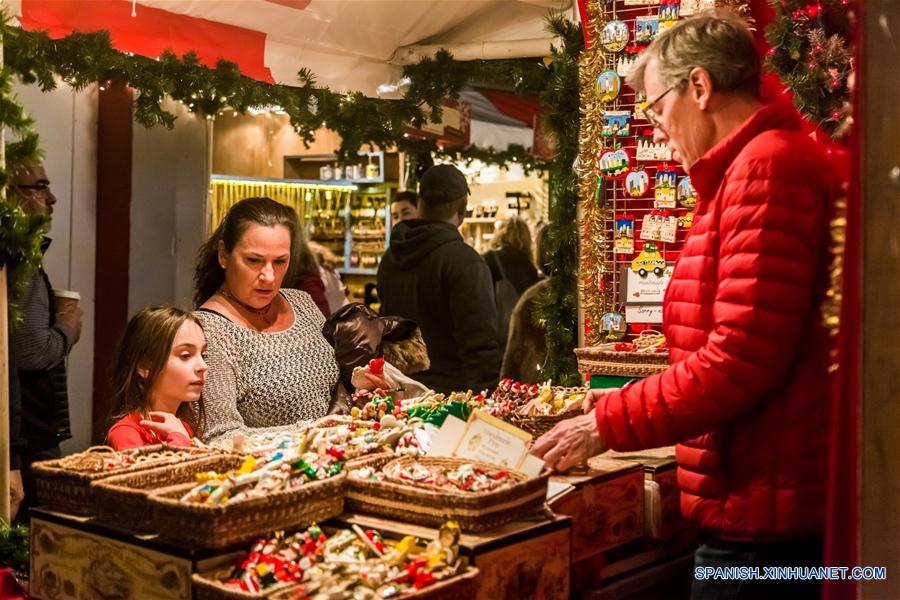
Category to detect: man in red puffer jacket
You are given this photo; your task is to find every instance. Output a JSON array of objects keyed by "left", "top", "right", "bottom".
[{"left": 532, "top": 10, "right": 839, "bottom": 600}]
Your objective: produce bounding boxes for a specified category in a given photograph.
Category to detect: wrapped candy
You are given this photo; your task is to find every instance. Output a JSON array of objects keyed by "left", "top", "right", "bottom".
[{"left": 219, "top": 522, "right": 464, "bottom": 598}]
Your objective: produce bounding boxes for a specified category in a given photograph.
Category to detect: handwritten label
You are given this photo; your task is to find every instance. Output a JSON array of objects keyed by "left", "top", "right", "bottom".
[
  {"left": 625, "top": 265, "right": 673, "bottom": 303},
  {"left": 625, "top": 304, "right": 663, "bottom": 324}
]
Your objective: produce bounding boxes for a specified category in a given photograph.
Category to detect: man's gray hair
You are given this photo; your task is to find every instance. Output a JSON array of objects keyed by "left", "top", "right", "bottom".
[{"left": 626, "top": 9, "right": 759, "bottom": 97}]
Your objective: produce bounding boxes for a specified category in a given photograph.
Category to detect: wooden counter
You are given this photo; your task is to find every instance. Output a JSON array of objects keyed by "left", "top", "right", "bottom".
[{"left": 548, "top": 457, "right": 645, "bottom": 562}]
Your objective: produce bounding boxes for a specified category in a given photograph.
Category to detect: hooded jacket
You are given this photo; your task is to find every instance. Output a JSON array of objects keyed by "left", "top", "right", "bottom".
[
  {"left": 595, "top": 102, "right": 838, "bottom": 541},
  {"left": 377, "top": 219, "right": 500, "bottom": 394}
]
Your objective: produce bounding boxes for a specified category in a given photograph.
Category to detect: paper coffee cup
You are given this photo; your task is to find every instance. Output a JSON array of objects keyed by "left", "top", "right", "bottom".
[{"left": 53, "top": 289, "right": 80, "bottom": 312}]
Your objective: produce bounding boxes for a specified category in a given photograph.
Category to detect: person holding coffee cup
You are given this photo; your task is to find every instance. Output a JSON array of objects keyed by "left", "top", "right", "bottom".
[{"left": 9, "top": 162, "right": 83, "bottom": 522}]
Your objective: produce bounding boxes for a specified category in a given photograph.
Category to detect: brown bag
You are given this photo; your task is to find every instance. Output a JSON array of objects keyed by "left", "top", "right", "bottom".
[{"left": 322, "top": 303, "right": 426, "bottom": 391}]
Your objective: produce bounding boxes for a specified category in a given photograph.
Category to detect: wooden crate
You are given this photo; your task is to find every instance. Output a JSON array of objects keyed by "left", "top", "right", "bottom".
[
  {"left": 548, "top": 457, "right": 645, "bottom": 561},
  {"left": 338, "top": 512, "right": 572, "bottom": 600},
  {"left": 606, "top": 447, "right": 691, "bottom": 540},
  {"left": 30, "top": 516, "right": 194, "bottom": 600}
]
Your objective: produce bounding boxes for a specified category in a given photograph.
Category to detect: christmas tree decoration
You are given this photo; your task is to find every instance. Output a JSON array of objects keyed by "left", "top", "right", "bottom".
[{"left": 766, "top": 0, "right": 854, "bottom": 137}]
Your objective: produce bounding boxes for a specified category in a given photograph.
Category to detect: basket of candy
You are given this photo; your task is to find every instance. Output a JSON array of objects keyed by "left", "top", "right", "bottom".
[
  {"left": 575, "top": 331, "right": 669, "bottom": 378},
  {"left": 32, "top": 444, "right": 215, "bottom": 516},
  {"left": 507, "top": 384, "right": 588, "bottom": 438},
  {"left": 150, "top": 447, "right": 347, "bottom": 549},
  {"left": 192, "top": 522, "right": 478, "bottom": 600},
  {"left": 93, "top": 453, "right": 246, "bottom": 534},
  {"left": 346, "top": 456, "right": 550, "bottom": 532}
]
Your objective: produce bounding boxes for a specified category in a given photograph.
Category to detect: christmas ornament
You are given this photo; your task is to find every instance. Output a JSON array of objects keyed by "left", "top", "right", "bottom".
[
  {"left": 631, "top": 243, "right": 668, "bottom": 277},
  {"left": 654, "top": 169, "right": 678, "bottom": 208},
  {"left": 625, "top": 169, "right": 650, "bottom": 198},
  {"left": 597, "top": 147, "right": 631, "bottom": 179},
  {"left": 677, "top": 176, "right": 697, "bottom": 208},
  {"left": 600, "top": 20, "right": 630, "bottom": 53},
  {"left": 614, "top": 214, "right": 635, "bottom": 254},
  {"left": 659, "top": 0, "right": 681, "bottom": 31},
  {"left": 637, "top": 130, "right": 672, "bottom": 162},
  {"left": 600, "top": 311, "right": 627, "bottom": 340},
  {"left": 602, "top": 110, "right": 631, "bottom": 137},
  {"left": 595, "top": 70, "right": 622, "bottom": 103},
  {"left": 635, "top": 16, "right": 660, "bottom": 44}
]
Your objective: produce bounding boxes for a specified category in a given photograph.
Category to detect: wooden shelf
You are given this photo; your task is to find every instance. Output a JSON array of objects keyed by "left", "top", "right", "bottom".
[{"left": 338, "top": 267, "right": 378, "bottom": 276}]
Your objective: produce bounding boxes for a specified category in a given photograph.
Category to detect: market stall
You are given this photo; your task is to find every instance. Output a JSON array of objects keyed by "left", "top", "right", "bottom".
[
  {"left": 21, "top": 376, "right": 694, "bottom": 599},
  {"left": 0, "top": 0, "right": 867, "bottom": 597}
]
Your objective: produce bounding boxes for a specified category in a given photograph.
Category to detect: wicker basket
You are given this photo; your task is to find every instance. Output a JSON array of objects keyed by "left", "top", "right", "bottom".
[
  {"left": 150, "top": 472, "right": 347, "bottom": 549},
  {"left": 193, "top": 566, "right": 478, "bottom": 600},
  {"left": 508, "top": 386, "right": 587, "bottom": 438},
  {"left": 32, "top": 444, "right": 215, "bottom": 516},
  {"left": 92, "top": 454, "right": 246, "bottom": 534},
  {"left": 575, "top": 346, "right": 669, "bottom": 378},
  {"left": 346, "top": 457, "right": 549, "bottom": 532}
]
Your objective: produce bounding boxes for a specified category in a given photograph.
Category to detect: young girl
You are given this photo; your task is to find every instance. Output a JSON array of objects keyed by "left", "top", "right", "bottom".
[{"left": 107, "top": 306, "right": 208, "bottom": 450}]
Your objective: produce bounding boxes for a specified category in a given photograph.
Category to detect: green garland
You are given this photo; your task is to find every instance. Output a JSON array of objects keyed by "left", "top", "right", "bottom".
[
  {"left": 0, "top": 20, "right": 47, "bottom": 321},
  {"left": 0, "top": 522, "right": 28, "bottom": 574},
  {"left": 536, "top": 17, "right": 583, "bottom": 386},
  {"left": 765, "top": 0, "right": 853, "bottom": 137},
  {"left": 3, "top": 22, "right": 551, "bottom": 165}
]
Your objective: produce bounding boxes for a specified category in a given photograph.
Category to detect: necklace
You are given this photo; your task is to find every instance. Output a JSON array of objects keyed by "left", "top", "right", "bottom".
[{"left": 217, "top": 287, "right": 276, "bottom": 326}]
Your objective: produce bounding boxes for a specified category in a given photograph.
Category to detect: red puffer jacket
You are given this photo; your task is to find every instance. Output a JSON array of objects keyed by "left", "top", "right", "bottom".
[{"left": 595, "top": 102, "right": 838, "bottom": 541}]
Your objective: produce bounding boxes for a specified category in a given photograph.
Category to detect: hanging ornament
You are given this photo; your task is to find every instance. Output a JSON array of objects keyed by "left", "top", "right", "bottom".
[
  {"left": 654, "top": 169, "right": 678, "bottom": 208},
  {"left": 600, "top": 311, "right": 628, "bottom": 341},
  {"left": 631, "top": 242, "right": 668, "bottom": 277},
  {"left": 640, "top": 212, "right": 678, "bottom": 244},
  {"left": 614, "top": 214, "right": 635, "bottom": 255},
  {"left": 597, "top": 147, "right": 631, "bottom": 179},
  {"left": 636, "top": 129, "right": 672, "bottom": 162},
  {"left": 595, "top": 70, "right": 622, "bottom": 103},
  {"left": 659, "top": 0, "right": 682, "bottom": 32},
  {"left": 617, "top": 50, "right": 638, "bottom": 78},
  {"left": 602, "top": 110, "right": 632, "bottom": 137},
  {"left": 678, "top": 211, "right": 694, "bottom": 229},
  {"left": 625, "top": 169, "right": 650, "bottom": 198},
  {"left": 635, "top": 15, "right": 660, "bottom": 44},
  {"left": 600, "top": 20, "right": 630, "bottom": 53},
  {"left": 634, "top": 91, "right": 648, "bottom": 120},
  {"left": 677, "top": 176, "right": 697, "bottom": 208}
]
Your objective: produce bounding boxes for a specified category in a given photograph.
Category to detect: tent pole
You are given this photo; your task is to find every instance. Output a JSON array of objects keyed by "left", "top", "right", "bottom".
[
  {"left": 0, "top": 28, "right": 10, "bottom": 524},
  {"left": 391, "top": 37, "right": 560, "bottom": 65}
]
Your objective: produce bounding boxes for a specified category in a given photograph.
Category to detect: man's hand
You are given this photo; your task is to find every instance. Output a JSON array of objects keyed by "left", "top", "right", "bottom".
[
  {"left": 10, "top": 469, "right": 24, "bottom": 521},
  {"left": 56, "top": 305, "right": 84, "bottom": 345},
  {"left": 582, "top": 387, "right": 616, "bottom": 413},
  {"left": 530, "top": 412, "right": 608, "bottom": 472},
  {"left": 140, "top": 412, "right": 190, "bottom": 440}
]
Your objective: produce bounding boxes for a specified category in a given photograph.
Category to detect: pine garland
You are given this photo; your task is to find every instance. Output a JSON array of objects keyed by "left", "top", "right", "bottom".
[
  {"left": 0, "top": 19, "right": 47, "bottom": 322},
  {"left": 535, "top": 17, "right": 584, "bottom": 386},
  {"left": 766, "top": 0, "right": 853, "bottom": 137},
  {"left": 2, "top": 22, "right": 551, "bottom": 165},
  {"left": 0, "top": 522, "right": 28, "bottom": 575}
]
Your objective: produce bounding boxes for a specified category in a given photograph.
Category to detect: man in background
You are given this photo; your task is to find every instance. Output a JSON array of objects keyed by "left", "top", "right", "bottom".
[
  {"left": 9, "top": 162, "right": 83, "bottom": 521},
  {"left": 389, "top": 190, "right": 418, "bottom": 226},
  {"left": 377, "top": 165, "right": 500, "bottom": 393}
]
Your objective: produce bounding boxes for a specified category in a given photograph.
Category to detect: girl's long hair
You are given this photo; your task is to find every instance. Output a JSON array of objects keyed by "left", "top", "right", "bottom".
[
  {"left": 107, "top": 306, "right": 197, "bottom": 423},
  {"left": 193, "top": 197, "right": 316, "bottom": 307}
]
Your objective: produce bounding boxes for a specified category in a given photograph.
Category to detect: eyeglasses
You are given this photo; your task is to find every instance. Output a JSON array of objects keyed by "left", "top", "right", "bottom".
[
  {"left": 643, "top": 84, "right": 678, "bottom": 130},
  {"left": 14, "top": 182, "right": 51, "bottom": 192}
]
